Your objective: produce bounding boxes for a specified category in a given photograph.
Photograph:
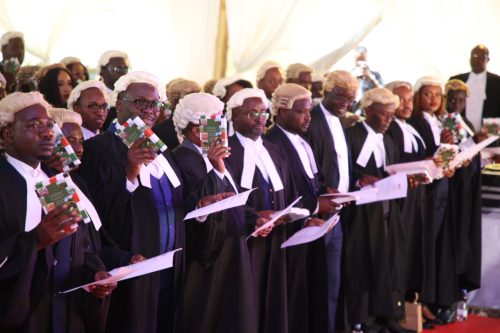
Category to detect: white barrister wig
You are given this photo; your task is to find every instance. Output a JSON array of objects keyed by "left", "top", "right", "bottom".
[
  {"left": 98, "top": 50, "right": 130, "bottom": 68},
  {"left": 312, "top": 72, "right": 325, "bottom": 83},
  {"left": 285, "top": 63, "right": 313, "bottom": 80},
  {"left": 0, "top": 92, "right": 51, "bottom": 147},
  {"left": 271, "top": 83, "right": 311, "bottom": 116},
  {"left": 172, "top": 93, "right": 224, "bottom": 137},
  {"left": 324, "top": 70, "right": 359, "bottom": 93},
  {"left": 361, "top": 87, "right": 400, "bottom": 110},
  {"left": 67, "top": 80, "right": 109, "bottom": 110},
  {"left": 445, "top": 79, "right": 470, "bottom": 96},
  {"left": 0, "top": 31, "right": 24, "bottom": 46},
  {"left": 226, "top": 88, "right": 268, "bottom": 122},
  {"left": 0, "top": 72, "right": 6, "bottom": 85},
  {"left": 60, "top": 57, "right": 82, "bottom": 67},
  {"left": 112, "top": 71, "right": 167, "bottom": 106},
  {"left": 256, "top": 61, "right": 284, "bottom": 82},
  {"left": 167, "top": 79, "right": 201, "bottom": 100},
  {"left": 385, "top": 81, "right": 412, "bottom": 93},
  {"left": 413, "top": 76, "right": 442, "bottom": 93},
  {"left": 212, "top": 74, "right": 243, "bottom": 99},
  {"left": 49, "top": 108, "right": 82, "bottom": 127}
]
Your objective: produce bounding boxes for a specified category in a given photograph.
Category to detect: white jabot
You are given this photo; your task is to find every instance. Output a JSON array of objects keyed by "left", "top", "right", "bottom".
[
  {"left": 423, "top": 111, "right": 442, "bottom": 146},
  {"left": 235, "top": 132, "right": 284, "bottom": 191},
  {"left": 466, "top": 71, "right": 487, "bottom": 129},
  {"left": 139, "top": 154, "right": 181, "bottom": 189},
  {"left": 357, "top": 121, "right": 386, "bottom": 169},
  {"left": 81, "top": 127, "right": 98, "bottom": 140},
  {"left": 320, "top": 103, "right": 350, "bottom": 193},
  {"left": 5, "top": 154, "right": 102, "bottom": 231},
  {"left": 394, "top": 118, "right": 426, "bottom": 153},
  {"left": 277, "top": 124, "right": 317, "bottom": 179},
  {"left": 454, "top": 112, "right": 475, "bottom": 137}
]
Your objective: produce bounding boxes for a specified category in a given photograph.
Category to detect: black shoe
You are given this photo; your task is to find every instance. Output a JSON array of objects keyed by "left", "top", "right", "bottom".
[
  {"left": 422, "top": 322, "right": 435, "bottom": 330},
  {"left": 436, "top": 307, "right": 456, "bottom": 324}
]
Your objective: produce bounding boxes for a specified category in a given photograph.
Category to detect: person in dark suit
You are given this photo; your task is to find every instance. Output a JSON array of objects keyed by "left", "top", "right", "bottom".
[
  {"left": 172, "top": 92, "right": 263, "bottom": 333},
  {"left": 77, "top": 71, "right": 185, "bottom": 333},
  {"left": 224, "top": 88, "right": 295, "bottom": 333},
  {"left": 450, "top": 44, "right": 500, "bottom": 129},
  {"left": 0, "top": 92, "right": 115, "bottom": 333},
  {"left": 345, "top": 88, "right": 408, "bottom": 333},
  {"left": 305, "top": 70, "right": 358, "bottom": 333},
  {"left": 265, "top": 83, "right": 336, "bottom": 333}
]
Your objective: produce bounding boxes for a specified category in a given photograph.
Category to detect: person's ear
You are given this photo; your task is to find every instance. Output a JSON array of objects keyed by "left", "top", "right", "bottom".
[{"left": 1, "top": 125, "right": 14, "bottom": 145}]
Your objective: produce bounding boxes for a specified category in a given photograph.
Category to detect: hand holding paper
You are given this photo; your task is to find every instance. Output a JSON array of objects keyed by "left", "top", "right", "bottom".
[
  {"left": 250, "top": 197, "right": 302, "bottom": 238},
  {"left": 281, "top": 214, "right": 340, "bottom": 248}
]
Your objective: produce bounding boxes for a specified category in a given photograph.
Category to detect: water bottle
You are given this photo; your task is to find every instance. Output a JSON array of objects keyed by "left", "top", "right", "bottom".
[
  {"left": 456, "top": 289, "right": 468, "bottom": 321},
  {"left": 351, "top": 323, "right": 363, "bottom": 333}
]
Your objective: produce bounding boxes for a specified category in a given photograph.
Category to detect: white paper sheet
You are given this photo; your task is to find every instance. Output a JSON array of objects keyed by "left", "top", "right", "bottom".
[
  {"left": 319, "top": 188, "right": 379, "bottom": 203},
  {"left": 0, "top": 256, "right": 7, "bottom": 269},
  {"left": 60, "top": 248, "right": 182, "bottom": 294},
  {"left": 281, "top": 214, "right": 340, "bottom": 248},
  {"left": 356, "top": 173, "right": 408, "bottom": 205},
  {"left": 386, "top": 159, "right": 441, "bottom": 179},
  {"left": 450, "top": 135, "right": 499, "bottom": 169},
  {"left": 184, "top": 188, "right": 256, "bottom": 220},
  {"left": 250, "top": 196, "right": 302, "bottom": 238},
  {"left": 279, "top": 207, "right": 310, "bottom": 223}
]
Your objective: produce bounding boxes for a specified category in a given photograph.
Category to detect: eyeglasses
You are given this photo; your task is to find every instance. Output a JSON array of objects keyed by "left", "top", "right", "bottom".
[
  {"left": 107, "top": 66, "right": 129, "bottom": 75},
  {"left": 247, "top": 111, "right": 270, "bottom": 121},
  {"left": 332, "top": 94, "right": 355, "bottom": 105},
  {"left": 82, "top": 103, "right": 109, "bottom": 113},
  {"left": 120, "top": 98, "right": 164, "bottom": 112}
]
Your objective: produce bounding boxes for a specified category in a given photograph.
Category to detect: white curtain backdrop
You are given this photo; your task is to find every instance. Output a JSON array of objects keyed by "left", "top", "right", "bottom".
[{"left": 1, "top": 0, "right": 500, "bottom": 86}]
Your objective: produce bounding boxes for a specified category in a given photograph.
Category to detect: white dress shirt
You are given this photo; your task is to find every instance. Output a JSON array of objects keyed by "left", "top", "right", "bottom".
[
  {"left": 82, "top": 127, "right": 98, "bottom": 140},
  {"left": 466, "top": 71, "right": 487, "bottom": 130},
  {"left": 320, "top": 102, "right": 350, "bottom": 193}
]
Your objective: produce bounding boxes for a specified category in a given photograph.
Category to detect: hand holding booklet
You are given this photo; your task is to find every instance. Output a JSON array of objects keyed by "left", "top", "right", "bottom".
[
  {"left": 250, "top": 196, "right": 302, "bottom": 238},
  {"left": 281, "top": 214, "right": 340, "bottom": 248},
  {"left": 60, "top": 248, "right": 182, "bottom": 294},
  {"left": 184, "top": 188, "right": 256, "bottom": 220},
  {"left": 356, "top": 173, "right": 408, "bottom": 205}
]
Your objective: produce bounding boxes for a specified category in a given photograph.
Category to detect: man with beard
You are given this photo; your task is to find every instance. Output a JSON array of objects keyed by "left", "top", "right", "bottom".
[
  {"left": 67, "top": 80, "right": 110, "bottom": 140},
  {"left": 77, "top": 71, "right": 184, "bottom": 333},
  {"left": 265, "top": 83, "right": 335, "bottom": 333},
  {"left": 305, "top": 70, "right": 358, "bottom": 333},
  {"left": 0, "top": 92, "right": 115, "bottom": 333}
]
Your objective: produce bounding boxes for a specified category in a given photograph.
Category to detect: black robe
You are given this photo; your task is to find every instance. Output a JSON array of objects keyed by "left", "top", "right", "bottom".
[
  {"left": 77, "top": 132, "right": 185, "bottom": 333},
  {"left": 0, "top": 155, "right": 105, "bottom": 333},
  {"left": 173, "top": 140, "right": 258, "bottom": 333},
  {"left": 345, "top": 122, "right": 405, "bottom": 324},
  {"left": 153, "top": 118, "right": 181, "bottom": 151},
  {"left": 407, "top": 115, "right": 458, "bottom": 306},
  {"left": 224, "top": 134, "right": 291, "bottom": 333},
  {"left": 264, "top": 125, "right": 329, "bottom": 333},
  {"left": 386, "top": 121, "right": 429, "bottom": 296},
  {"left": 446, "top": 116, "right": 482, "bottom": 293}
]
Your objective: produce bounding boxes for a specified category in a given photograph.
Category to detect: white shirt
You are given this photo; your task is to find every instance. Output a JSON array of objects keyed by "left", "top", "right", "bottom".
[
  {"left": 466, "top": 71, "right": 487, "bottom": 130},
  {"left": 82, "top": 127, "right": 98, "bottom": 140},
  {"left": 422, "top": 111, "right": 442, "bottom": 146},
  {"left": 235, "top": 131, "right": 284, "bottom": 191},
  {"left": 319, "top": 102, "right": 350, "bottom": 193},
  {"left": 277, "top": 124, "right": 317, "bottom": 179}
]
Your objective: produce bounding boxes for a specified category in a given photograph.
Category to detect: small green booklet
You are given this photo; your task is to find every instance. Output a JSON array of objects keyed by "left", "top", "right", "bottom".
[
  {"left": 34, "top": 173, "right": 90, "bottom": 223},
  {"left": 199, "top": 113, "right": 228, "bottom": 155},
  {"left": 52, "top": 123, "right": 81, "bottom": 172},
  {"left": 114, "top": 117, "right": 167, "bottom": 153}
]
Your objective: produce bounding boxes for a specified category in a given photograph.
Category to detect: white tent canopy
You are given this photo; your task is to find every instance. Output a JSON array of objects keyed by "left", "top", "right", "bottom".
[{"left": 1, "top": 0, "right": 500, "bottom": 86}]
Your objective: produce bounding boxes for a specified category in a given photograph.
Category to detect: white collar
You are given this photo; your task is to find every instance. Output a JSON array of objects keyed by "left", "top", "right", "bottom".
[
  {"left": 276, "top": 124, "right": 318, "bottom": 177},
  {"left": 5, "top": 153, "right": 42, "bottom": 179},
  {"left": 82, "top": 126, "right": 98, "bottom": 140},
  {"left": 356, "top": 122, "right": 385, "bottom": 168},
  {"left": 469, "top": 70, "right": 487, "bottom": 79}
]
